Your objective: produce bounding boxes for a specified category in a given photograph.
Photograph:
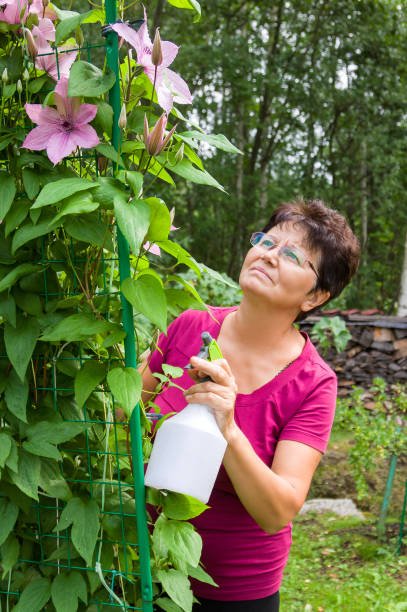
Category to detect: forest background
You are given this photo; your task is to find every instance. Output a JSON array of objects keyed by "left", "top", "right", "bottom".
[{"left": 76, "top": 0, "right": 406, "bottom": 316}]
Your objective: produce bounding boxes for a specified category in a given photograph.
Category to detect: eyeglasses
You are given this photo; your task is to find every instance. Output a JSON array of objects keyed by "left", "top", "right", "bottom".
[{"left": 250, "top": 232, "right": 320, "bottom": 281}]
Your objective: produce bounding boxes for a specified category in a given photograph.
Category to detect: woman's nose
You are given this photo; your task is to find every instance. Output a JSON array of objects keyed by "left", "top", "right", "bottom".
[{"left": 260, "top": 245, "right": 280, "bottom": 265}]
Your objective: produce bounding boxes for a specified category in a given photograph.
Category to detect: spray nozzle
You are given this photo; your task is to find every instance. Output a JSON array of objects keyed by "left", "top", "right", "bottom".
[{"left": 185, "top": 332, "right": 223, "bottom": 374}]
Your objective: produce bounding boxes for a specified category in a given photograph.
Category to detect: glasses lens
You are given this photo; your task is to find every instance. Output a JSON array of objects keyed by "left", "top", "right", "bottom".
[
  {"left": 250, "top": 232, "right": 264, "bottom": 247},
  {"left": 280, "top": 246, "right": 306, "bottom": 266}
]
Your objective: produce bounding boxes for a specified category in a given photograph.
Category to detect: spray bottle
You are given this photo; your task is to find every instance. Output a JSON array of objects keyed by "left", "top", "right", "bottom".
[{"left": 144, "top": 332, "right": 228, "bottom": 503}]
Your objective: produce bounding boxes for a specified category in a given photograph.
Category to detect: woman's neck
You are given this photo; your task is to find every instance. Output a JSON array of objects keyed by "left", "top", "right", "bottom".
[{"left": 225, "top": 295, "right": 300, "bottom": 354}]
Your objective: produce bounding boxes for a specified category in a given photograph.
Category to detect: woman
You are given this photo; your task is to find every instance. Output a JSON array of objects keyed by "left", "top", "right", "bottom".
[{"left": 142, "top": 199, "right": 360, "bottom": 611}]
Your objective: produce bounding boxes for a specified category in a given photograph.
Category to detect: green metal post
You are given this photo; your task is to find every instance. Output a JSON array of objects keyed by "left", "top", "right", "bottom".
[
  {"left": 397, "top": 479, "right": 407, "bottom": 555},
  {"left": 377, "top": 452, "right": 397, "bottom": 538},
  {"left": 104, "top": 2, "right": 154, "bottom": 609}
]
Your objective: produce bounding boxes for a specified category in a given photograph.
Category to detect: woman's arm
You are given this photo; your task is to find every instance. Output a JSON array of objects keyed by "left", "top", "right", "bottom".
[{"left": 184, "top": 355, "right": 323, "bottom": 534}]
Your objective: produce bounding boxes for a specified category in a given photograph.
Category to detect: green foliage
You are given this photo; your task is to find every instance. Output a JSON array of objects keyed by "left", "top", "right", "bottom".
[
  {"left": 310, "top": 316, "right": 352, "bottom": 355},
  {"left": 334, "top": 378, "right": 407, "bottom": 500}
]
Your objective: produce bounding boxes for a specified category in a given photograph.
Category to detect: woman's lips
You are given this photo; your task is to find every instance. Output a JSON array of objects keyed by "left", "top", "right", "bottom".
[{"left": 251, "top": 266, "right": 272, "bottom": 280}]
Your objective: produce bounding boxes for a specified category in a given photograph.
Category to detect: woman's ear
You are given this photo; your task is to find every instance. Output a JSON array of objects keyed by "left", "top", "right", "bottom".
[{"left": 301, "top": 289, "right": 330, "bottom": 313}]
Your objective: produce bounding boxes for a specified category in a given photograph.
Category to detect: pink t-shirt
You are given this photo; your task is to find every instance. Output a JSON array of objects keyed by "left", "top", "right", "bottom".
[{"left": 148, "top": 306, "right": 337, "bottom": 601}]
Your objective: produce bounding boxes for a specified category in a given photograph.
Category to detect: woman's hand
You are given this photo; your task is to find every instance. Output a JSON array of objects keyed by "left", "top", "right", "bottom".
[{"left": 184, "top": 356, "right": 239, "bottom": 442}]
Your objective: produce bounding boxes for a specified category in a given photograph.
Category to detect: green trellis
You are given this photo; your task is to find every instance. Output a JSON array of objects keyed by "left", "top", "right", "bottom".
[{"left": 0, "top": 1, "right": 154, "bottom": 610}]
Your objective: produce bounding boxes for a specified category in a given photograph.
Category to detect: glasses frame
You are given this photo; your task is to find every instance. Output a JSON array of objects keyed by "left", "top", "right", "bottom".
[{"left": 250, "top": 232, "right": 321, "bottom": 282}]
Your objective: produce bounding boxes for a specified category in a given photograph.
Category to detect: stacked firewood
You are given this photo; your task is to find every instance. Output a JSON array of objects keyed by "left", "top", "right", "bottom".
[{"left": 300, "top": 312, "right": 407, "bottom": 396}]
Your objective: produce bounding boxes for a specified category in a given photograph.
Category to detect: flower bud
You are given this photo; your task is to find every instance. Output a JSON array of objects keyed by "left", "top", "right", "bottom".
[
  {"left": 17, "top": 79, "right": 23, "bottom": 93},
  {"left": 151, "top": 28, "right": 163, "bottom": 66},
  {"left": 97, "top": 155, "right": 108, "bottom": 173},
  {"left": 2, "top": 68, "right": 8, "bottom": 84},
  {"left": 118, "top": 103, "right": 127, "bottom": 130},
  {"left": 174, "top": 142, "right": 184, "bottom": 164},
  {"left": 25, "top": 28, "right": 38, "bottom": 59},
  {"left": 23, "top": 68, "right": 30, "bottom": 80},
  {"left": 42, "top": 0, "right": 50, "bottom": 7}
]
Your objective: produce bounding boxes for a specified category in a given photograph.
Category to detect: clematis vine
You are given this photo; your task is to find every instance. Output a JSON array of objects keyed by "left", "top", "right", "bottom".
[
  {"left": 111, "top": 8, "right": 192, "bottom": 114},
  {"left": 22, "top": 77, "right": 99, "bottom": 165}
]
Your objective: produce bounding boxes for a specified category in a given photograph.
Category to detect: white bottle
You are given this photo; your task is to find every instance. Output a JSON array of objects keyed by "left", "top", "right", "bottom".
[
  {"left": 144, "top": 332, "right": 228, "bottom": 504},
  {"left": 144, "top": 403, "right": 227, "bottom": 503}
]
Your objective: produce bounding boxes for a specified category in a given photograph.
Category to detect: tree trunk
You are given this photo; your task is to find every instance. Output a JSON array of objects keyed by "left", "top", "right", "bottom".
[{"left": 397, "top": 228, "right": 407, "bottom": 316}]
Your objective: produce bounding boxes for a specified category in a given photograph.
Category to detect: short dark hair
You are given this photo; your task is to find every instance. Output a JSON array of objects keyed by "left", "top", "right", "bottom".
[{"left": 262, "top": 199, "right": 360, "bottom": 321}]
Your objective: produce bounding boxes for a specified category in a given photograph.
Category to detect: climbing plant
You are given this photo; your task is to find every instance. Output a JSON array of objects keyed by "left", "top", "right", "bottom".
[{"left": 0, "top": 1, "right": 240, "bottom": 610}]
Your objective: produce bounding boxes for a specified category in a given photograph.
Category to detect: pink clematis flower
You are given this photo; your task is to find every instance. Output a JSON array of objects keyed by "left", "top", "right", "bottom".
[
  {"left": 110, "top": 9, "right": 192, "bottom": 114},
  {"left": 35, "top": 41, "right": 77, "bottom": 81},
  {"left": 0, "top": 0, "right": 55, "bottom": 24},
  {"left": 22, "top": 77, "right": 99, "bottom": 165}
]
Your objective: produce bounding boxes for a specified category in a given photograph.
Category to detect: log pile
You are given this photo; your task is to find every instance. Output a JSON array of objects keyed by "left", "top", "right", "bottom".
[{"left": 300, "top": 312, "right": 407, "bottom": 396}]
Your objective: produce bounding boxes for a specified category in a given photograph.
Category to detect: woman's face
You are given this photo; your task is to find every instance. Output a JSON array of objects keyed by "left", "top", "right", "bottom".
[{"left": 239, "top": 222, "right": 326, "bottom": 316}]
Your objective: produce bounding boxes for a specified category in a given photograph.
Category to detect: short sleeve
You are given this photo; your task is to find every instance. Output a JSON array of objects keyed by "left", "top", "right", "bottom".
[
  {"left": 278, "top": 371, "right": 337, "bottom": 454},
  {"left": 148, "top": 316, "right": 179, "bottom": 375}
]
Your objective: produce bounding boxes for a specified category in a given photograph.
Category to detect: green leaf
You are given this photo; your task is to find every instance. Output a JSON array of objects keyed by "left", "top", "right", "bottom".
[
  {"left": 68, "top": 61, "right": 116, "bottom": 97},
  {"left": 163, "top": 158, "right": 226, "bottom": 192},
  {"left": 13, "top": 578, "right": 51, "bottom": 612},
  {"left": 5, "top": 369, "right": 28, "bottom": 423},
  {"left": 40, "top": 313, "right": 116, "bottom": 342},
  {"left": 122, "top": 275, "right": 167, "bottom": 332},
  {"left": 94, "top": 99, "right": 113, "bottom": 136},
  {"left": 22, "top": 168, "right": 41, "bottom": 200},
  {"left": 11, "top": 217, "right": 59, "bottom": 254},
  {"left": 65, "top": 214, "right": 115, "bottom": 251},
  {"left": 155, "top": 597, "right": 183, "bottom": 612},
  {"left": 179, "top": 131, "right": 242, "bottom": 155},
  {"left": 55, "top": 497, "right": 99, "bottom": 566},
  {"left": 51, "top": 571, "right": 88, "bottom": 611},
  {"left": 5, "top": 198, "right": 31, "bottom": 237},
  {"left": 163, "top": 492, "right": 209, "bottom": 520},
  {"left": 156, "top": 240, "right": 201, "bottom": 275},
  {"left": 22, "top": 439, "right": 62, "bottom": 461},
  {"left": 26, "top": 420, "right": 88, "bottom": 445},
  {"left": 146, "top": 198, "right": 171, "bottom": 242},
  {"left": 114, "top": 196, "right": 150, "bottom": 255},
  {"left": 166, "top": 0, "right": 201, "bottom": 21},
  {"left": 162, "top": 364, "right": 184, "bottom": 379},
  {"left": 49, "top": 191, "right": 99, "bottom": 224},
  {"left": 94, "top": 177, "right": 126, "bottom": 209},
  {"left": 39, "top": 459, "right": 71, "bottom": 501},
  {"left": 155, "top": 569, "right": 193, "bottom": 612},
  {"left": 107, "top": 367, "right": 142, "bottom": 418},
  {"left": 153, "top": 517, "right": 202, "bottom": 568},
  {"left": 5, "top": 438, "right": 18, "bottom": 472},
  {"left": 0, "top": 172, "right": 16, "bottom": 219},
  {"left": 9, "top": 450, "right": 41, "bottom": 500},
  {"left": 0, "top": 499, "right": 19, "bottom": 546},
  {"left": 1, "top": 534, "right": 20, "bottom": 577},
  {"left": 0, "top": 264, "right": 39, "bottom": 293},
  {"left": 74, "top": 360, "right": 107, "bottom": 409},
  {"left": 167, "top": 275, "right": 206, "bottom": 309},
  {"left": 0, "top": 433, "right": 12, "bottom": 468},
  {"left": 0, "top": 292, "right": 16, "bottom": 326},
  {"left": 186, "top": 563, "right": 218, "bottom": 587},
  {"left": 122, "top": 170, "right": 143, "bottom": 196},
  {"left": 13, "top": 288, "right": 42, "bottom": 316},
  {"left": 32, "top": 178, "right": 97, "bottom": 209},
  {"left": 4, "top": 315, "right": 40, "bottom": 381},
  {"left": 55, "top": 10, "right": 93, "bottom": 44},
  {"left": 95, "top": 143, "right": 125, "bottom": 168}
]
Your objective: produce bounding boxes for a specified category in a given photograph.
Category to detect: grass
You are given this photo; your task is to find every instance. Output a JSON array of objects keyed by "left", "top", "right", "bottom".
[{"left": 280, "top": 513, "right": 407, "bottom": 611}]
